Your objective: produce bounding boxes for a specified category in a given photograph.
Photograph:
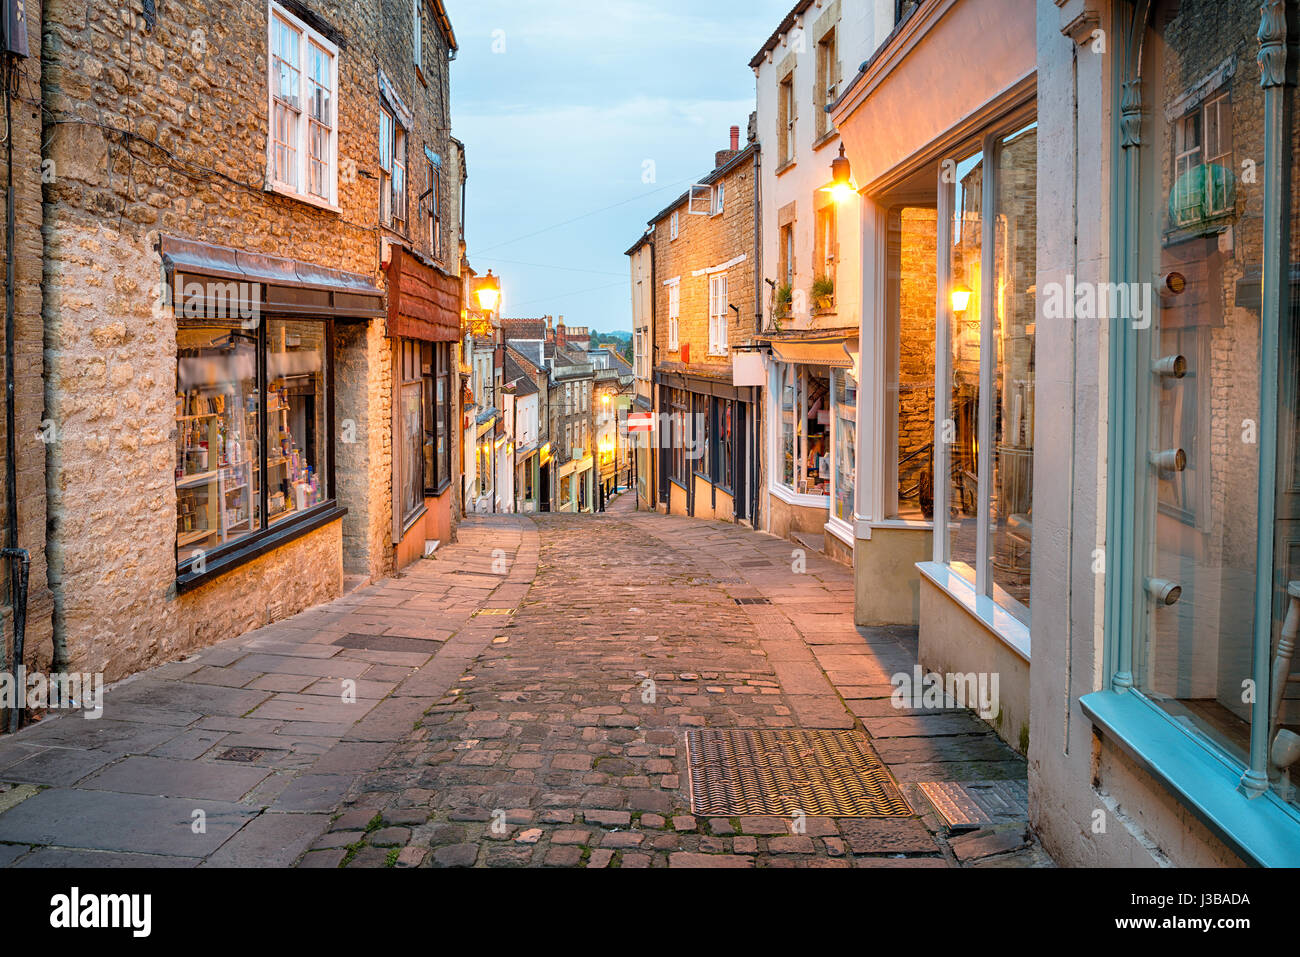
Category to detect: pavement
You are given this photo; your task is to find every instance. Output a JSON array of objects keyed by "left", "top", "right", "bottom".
[{"left": 0, "top": 492, "right": 1050, "bottom": 868}]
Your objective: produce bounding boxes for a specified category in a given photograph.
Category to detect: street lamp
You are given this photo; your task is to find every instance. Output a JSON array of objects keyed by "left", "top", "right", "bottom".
[
  {"left": 826, "top": 144, "right": 855, "bottom": 204},
  {"left": 476, "top": 270, "right": 501, "bottom": 314},
  {"left": 951, "top": 282, "right": 972, "bottom": 314}
]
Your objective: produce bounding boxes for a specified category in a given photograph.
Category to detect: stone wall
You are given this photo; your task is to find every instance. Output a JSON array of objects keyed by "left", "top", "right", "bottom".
[
  {"left": 0, "top": 1, "right": 56, "bottom": 679},
  {"left": 40, "top": 0, "right": 460, "bottom": 679}
]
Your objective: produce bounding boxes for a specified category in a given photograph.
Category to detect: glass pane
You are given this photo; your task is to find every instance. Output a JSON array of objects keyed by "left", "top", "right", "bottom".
[
  {"left": 834, "top": 369, "right": 857, "bottom": 522},
  {"left": 888, "top": 205, "right": 938, "bottom": 520},
  {"left": 1136, "top": 0, "right": 1262, "bottom": 766},
  {"left": 400, "top": 380, "right": 423, "bottom": 522},
  {"left": 803, "top": 367, "right": 831, "bottom": 497},
  {"left": 780, "top": 368, "right": 796, "bottom": 488},
  {"left": 948, "top": 150, "right": 984, "bottom": 580},
  {"left": 176, "top": 323, "right": 261, "bottom": 565},
  {"left": 267, "top": 319, "right": 327, "bottom": 524},
  {"left": 991, "top": 123, "right": 1037, "bottom": 615}
]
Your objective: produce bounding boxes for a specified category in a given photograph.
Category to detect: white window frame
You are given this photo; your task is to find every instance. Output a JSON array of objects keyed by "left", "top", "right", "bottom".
[
  {"left": 266, "top": 2, "right": 339, "bottom": 210},
  {"left": 413, "top": 0, "right": 423, "bottom": 69},
  {"left": 670, "top": 211, "right": 680, "bottom": 240},
  {"left": 666, "top": 278, "right": 680, "bottom": 351},
  {"left": 713, "top": 182, "right": 726, "bottom": 216},
  {"left": 379, "top": 105, "right": 409, "bottom": 232},
  {"left": 709, "top": 273, "right": 729, "bottom": 355},
  {"left": 689, "top": 184, "right": 713, "bottom": 216}
]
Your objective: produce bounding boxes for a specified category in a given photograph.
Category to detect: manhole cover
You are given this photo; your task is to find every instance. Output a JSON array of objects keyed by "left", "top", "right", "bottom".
[
  {"left": 686, "top": 729, "right": 912, "bottom": 817},
  {"left": 217, "top": 747, "right": 264, "bottom": 763},
  {"left": 918, "top": 780, "right": 1027, "bottom": 832}
]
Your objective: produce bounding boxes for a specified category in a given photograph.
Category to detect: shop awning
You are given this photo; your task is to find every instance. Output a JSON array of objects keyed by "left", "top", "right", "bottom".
[
  {"left": 383, "top": 244, "right": 462, "bottom": 342},
  {"left": 770, "top": 338, "right": 853, "bottom": 368},
  {"left": 160, "top": 234, "right": 386, "bottom": 321}
]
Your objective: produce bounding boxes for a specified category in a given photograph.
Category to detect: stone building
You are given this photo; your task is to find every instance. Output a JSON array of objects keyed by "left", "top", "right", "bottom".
[
  {"left": 545, "top": 322, "right": 595, "bottom": 513},
  {"left": 0, "top": 0, "right": 56, "bottom": 704},
  {"left": 638, "top": 127, "right": 762, "bottom": 524},
  {"left": 625, "top": 233, "right": 655, "bottom": 509},
  {"left": 37, "top": 0, "right": 464, "bottom": 682}
]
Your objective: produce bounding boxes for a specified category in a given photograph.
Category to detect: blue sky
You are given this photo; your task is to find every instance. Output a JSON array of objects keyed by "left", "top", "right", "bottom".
[{"left": 445, "top": 0, "right": 793, "bottom": 334}]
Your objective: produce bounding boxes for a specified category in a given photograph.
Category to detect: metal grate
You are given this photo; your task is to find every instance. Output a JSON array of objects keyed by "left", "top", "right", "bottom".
[
  {"left": 686, "top": 729, "right": 912, "bottom": 817},
  {"left": 733, "top": 597, "right": 772, "bottom": 605},
  {"left": 217, "top": 748, "right": 263, "bottom": 763},
  {"left": 918, "top": 780, "right": 1028, "bottom": 832}
]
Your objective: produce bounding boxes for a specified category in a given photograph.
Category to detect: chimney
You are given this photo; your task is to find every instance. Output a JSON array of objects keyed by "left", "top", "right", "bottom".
[
  {"left": 556, "top": 320, "right": 566, "bottom": 348},
  {"left": 715, "top": 126, "right": 742, "bottom": 169}
]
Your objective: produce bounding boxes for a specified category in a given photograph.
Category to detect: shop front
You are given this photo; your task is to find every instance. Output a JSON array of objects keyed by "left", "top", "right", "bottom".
[
  {"left": 655, "top": 372, "right": 756, "bottom": 525},
  {"left": 383, "top": 245, "right": 460, "bottom": 568},
  {"left": 762, "top": 336, "right": 858, "bottom": 562},
  {"left": 830, "top": 0, "right": 1037, "bottom": 746}
]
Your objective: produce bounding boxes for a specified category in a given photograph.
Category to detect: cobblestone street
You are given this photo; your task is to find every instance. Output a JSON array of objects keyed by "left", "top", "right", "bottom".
[{"left": 0, "top": 499, "right": 1049, "bottom": 868}]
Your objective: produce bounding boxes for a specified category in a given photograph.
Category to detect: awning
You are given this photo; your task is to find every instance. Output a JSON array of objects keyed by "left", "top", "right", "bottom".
[
  {"left": 160, "top": 234, "right": 385, "bottom": 321},
  {"left": 383, "top": 244, "right": 462, "bottom": 342},
  {"left": 770, "top": 338, "right": 853, "bottom": 368}
]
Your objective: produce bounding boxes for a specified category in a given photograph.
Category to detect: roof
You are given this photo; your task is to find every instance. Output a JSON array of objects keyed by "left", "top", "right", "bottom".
[
  {"left": 749, "top": 0, "right": 816, "bottom": 69},
  {"left": 502, "top": 318, "right": 547, "bottom": 341},
  {"left": 625, "top": 229, "right": 653, "bottom": 257},
  {"left": 607, "top": 349, "right": 634, "bottom": 373},
  {"left": 644, "top": 142, "right": 759, "bottom": 230},
  {"left": 503, "top": 352, "right": 539, "bottom": 396}
]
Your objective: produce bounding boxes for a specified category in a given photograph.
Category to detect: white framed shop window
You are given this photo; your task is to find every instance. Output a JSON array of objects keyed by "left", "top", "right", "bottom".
[
  {"left": 266, "top": 1, "right": 339, "bottom": 210},
  {"left": 768, "top": 361, "right": 833, "bottom": 508}
]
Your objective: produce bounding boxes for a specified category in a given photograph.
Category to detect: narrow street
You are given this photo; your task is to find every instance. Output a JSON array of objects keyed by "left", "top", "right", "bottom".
[{"left": 0, "top": 500, "right": 1047, "bottom": 868}]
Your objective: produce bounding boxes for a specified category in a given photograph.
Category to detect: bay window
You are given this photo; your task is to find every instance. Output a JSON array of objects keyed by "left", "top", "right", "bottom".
[
  {"left": 929, "top": 120, "right": 1037, "bottom": 624},
  {"left": 267, "top": 3, "right": 337, "bottom": 207}
]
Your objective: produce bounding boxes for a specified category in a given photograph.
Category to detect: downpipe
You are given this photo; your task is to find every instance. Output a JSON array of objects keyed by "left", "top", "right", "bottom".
[{"left": 2, "top": 547, "right": 29, "bottom": 733}]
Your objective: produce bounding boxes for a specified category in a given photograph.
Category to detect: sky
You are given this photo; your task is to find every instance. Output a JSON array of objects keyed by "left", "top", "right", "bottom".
[{"left": 444, "top": 0, "right": 794, "bottom": 335}]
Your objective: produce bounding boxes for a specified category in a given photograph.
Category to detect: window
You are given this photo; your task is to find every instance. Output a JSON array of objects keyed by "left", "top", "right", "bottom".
[
  {"left": 669, "top": 388, "right": 689, "bottom": 486},
  {"left": 815, "top": 29, "right": 839, "bottom": 140},
  {"left": 670, "top": 211, "right": 679, "bottom": 240},
  {"left": 428, "top": 160, "right": 442, "bottom": 258},
  {"left": 814, "top": 201, "right": 837, "bottom": 308},
  {"left": 778, "top": 74, "right": 796, "bottom": 166},
  {"left": 885, "top": 206, "right": 938, "bottom": 521},
  {"left": 176, "top": 315, "right": 333, "bottom": 577},
  {"left": 832, "top": 369, "right": 856, "bottom": 523},
  {"left": 709, "top": 273, "right": 729, "bottom": 355},
  {"left": 1171, "top": 90, "right": 1235, "bottom": 229},
  {"left": 773, "top": 363, "right": 830, "bottom": 498},
  {"left": 712, "top": 398, "right": 734, "bottom": 491},
  {"left": 397, "top": 340, "right": 424, "bottom": 528},
  {"left": 268, "top": 3, "right": 338, "bottom": 206},
  {"left": 412, "top": 0, "right": 422, "bottom": 69},
  {"left": 420, "top": 341, "right": 452, "bottom": 495},
  {"left": 667, "top": 279, "right": 680, "bottom": 351},
  {"left": 930, "top": 124, "right": 1036, "bottom": 621},
  {"left": 379, "top": 106, "right": 408, "bottom": 232},
  {"left": 714, "top": 182, "right": 726, "bottom": 216}
]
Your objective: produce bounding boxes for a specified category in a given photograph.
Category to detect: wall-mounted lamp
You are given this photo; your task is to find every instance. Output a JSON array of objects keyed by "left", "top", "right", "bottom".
[
  {"left": 476, "top": 270, "right": 501, "bottom": 313},
  {"left": 951, "top": 283, "right": 972, "bottom": 314}
]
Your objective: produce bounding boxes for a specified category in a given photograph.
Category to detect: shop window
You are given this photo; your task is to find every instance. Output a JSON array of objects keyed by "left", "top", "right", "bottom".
[
  {"left": 379, "top": 105, "right": 408, "bottom": 232},
  {"left": 885, "top": 206, "right": 938, "bottom": 521},
  {"left": 773, "top": 363, "right": 830, "bottom": 498},
  {"left": 423, "top": 341, "right": 452, "bottom": 494},
  {"left": 176, "top": 324, "right": 262, "bottom": 564},
  {"left": 832, "top": 369, "right": 856, "bottom": 524},
  {"left": 669, "top": 388, "right": 689, "bottom": 486},
  {"left": 1129, "top": 0, "right": 1268, "bottom": 774},
  {"left": 268, "top": 3, "right": 337, "bottom": 206},
  {"left": 694, "top": 394, "right": 711, "bottom": 480},
  {"left": 176, "top": 317, "right": 331, "bottom": 578},
  {"left": 397, "top": 340, "right": 424, "bottom": 529},
  {"left": 711, "top": 399, "right": 734, "bottom": 492},
  {"left": 946, "top": 148, "right": 985, "bottom": 581},
  {"left": 267, "top": 320, "right": 328, "bottom": 525}
]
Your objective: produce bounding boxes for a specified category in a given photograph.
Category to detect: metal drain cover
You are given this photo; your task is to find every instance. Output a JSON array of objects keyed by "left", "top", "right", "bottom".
[
  {"left": 686, "top": 729, "right": 912, "bottom": 817},
  {"left": 917, "top": 780, "right": 1028, "bottom": 831},
  {"left": 217, "top": 747, "right": 263, "bottom": 763},
  {"left": 733, "top": 597, "right": 772, "bottom": 605}
]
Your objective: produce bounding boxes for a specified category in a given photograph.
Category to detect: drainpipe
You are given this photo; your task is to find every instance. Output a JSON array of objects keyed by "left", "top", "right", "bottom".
[{"left": 4, "top": 57, "right": 31, "bottom": 732}]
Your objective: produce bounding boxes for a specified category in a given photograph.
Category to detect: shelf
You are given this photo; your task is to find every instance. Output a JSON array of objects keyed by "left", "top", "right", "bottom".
[
  {"left": 177, "top": 413, "right": 220, "bottom": 421},
  {"left": 177, "top": 470, "right": 218, "bottom": 488},
  {"left": 177, "top": 527, "right": 214, "bottom": 547}
]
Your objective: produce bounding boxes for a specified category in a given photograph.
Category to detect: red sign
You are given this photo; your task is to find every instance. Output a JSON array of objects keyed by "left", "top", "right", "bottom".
[{"left": 627, "top": 412, "right": 654, "bottom": 433}]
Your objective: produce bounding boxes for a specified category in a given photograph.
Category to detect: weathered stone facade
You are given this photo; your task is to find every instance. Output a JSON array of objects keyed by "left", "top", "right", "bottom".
[
  {"left": 0, "top": 1, "right": 56, "bottom": 683},
  {"left": 38, "top": 0, "right": 462, "bottom": 681}
]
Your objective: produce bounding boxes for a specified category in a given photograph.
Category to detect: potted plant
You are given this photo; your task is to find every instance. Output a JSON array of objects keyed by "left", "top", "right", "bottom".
[
  {"left": 812, "top": 275, "right": 835, "bottom": 312},
  {"left": 774, "top": 282, "right": 793, "bottom": 324}
]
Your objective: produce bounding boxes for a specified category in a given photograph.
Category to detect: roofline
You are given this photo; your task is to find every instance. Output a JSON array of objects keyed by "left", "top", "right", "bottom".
[
  {"left": 749, "top": 0, "right": 815, "bottom": 69},
  {"left": 643, "top": 142, "right": 759, "bottom": 229},
  {"left": 428, "top": 0, "right": 458, "bottom": 53},
  {"left": 625, "top": 229, "right": 654, "bottom": 257}
]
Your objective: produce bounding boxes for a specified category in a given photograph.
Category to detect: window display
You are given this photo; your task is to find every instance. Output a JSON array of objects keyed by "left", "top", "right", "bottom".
[{"left": 267, "top": 320, "right": 327, "bottom": 524}]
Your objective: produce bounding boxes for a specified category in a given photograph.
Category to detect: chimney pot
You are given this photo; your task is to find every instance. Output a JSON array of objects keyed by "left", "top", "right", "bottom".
[{"left": 730, "top": 126, "right": 740, "bottom": 151}]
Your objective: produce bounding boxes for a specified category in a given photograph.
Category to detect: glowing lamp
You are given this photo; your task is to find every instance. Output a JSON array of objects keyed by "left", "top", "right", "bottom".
[
  {"left": 951, "top": 283, "right": 972, "bottom": 314},
  {"left": 476, "top": 270, "right": 501, "bottom": 312}
]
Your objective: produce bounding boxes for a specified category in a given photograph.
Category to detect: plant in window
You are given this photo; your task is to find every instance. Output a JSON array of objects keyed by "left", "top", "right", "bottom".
[
  {"left": 775, "top": 281, "right": 793, "bottom": 320},
  {"left": 812, "top": 274, "right": 835, "bottom": 311}
]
